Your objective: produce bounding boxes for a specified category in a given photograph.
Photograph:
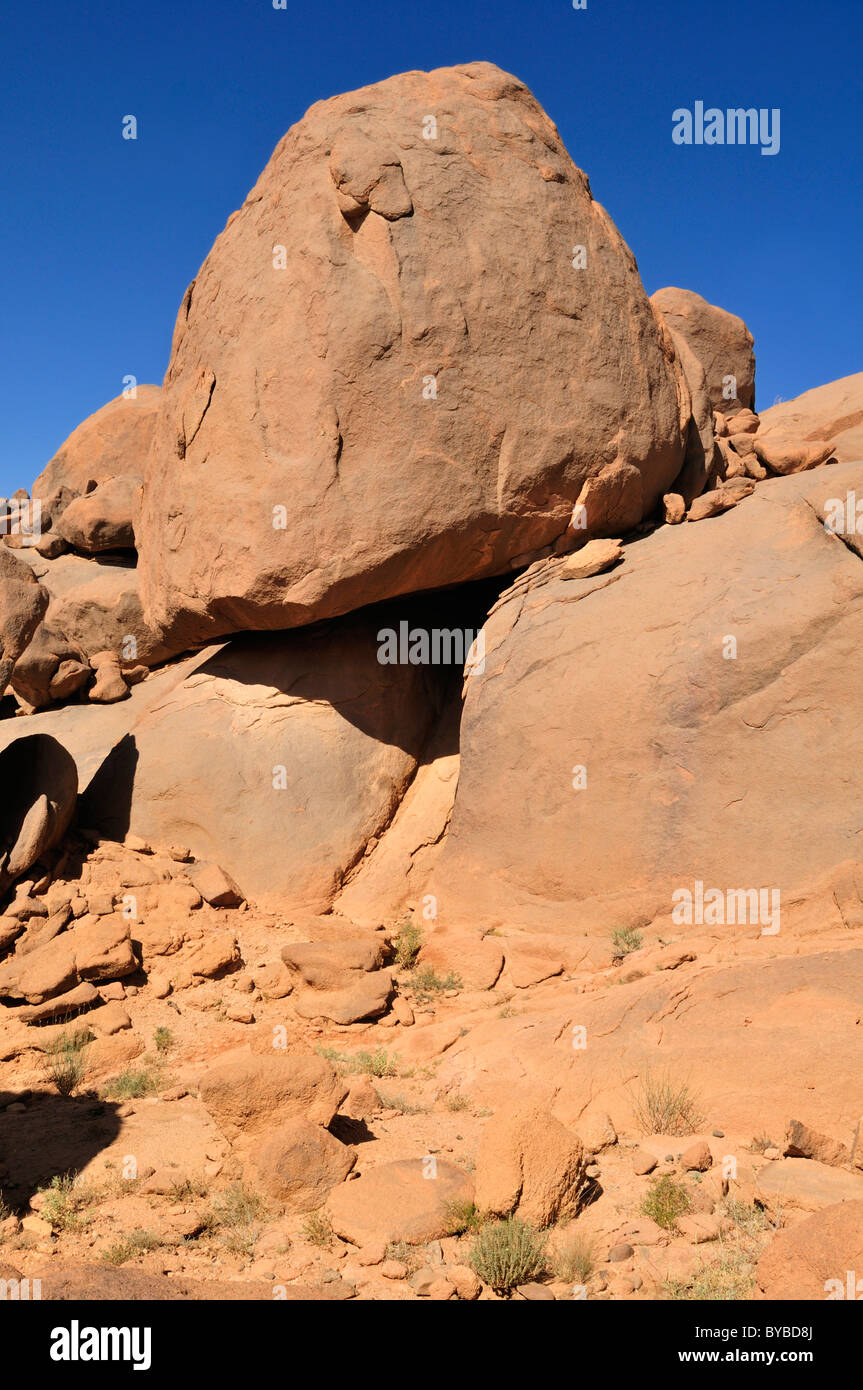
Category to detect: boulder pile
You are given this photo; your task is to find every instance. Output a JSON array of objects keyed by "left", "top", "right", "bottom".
[{"left": 1, "top": 60, "right": 861, "bottom": 1304}]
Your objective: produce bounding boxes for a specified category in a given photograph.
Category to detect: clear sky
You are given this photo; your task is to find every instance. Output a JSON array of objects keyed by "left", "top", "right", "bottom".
[{"left": 1, "top": 0, "right": 860, "bottom": 497}]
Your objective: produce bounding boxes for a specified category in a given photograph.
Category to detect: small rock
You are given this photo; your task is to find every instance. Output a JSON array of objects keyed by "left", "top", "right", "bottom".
[
  {"left": 608, "top": 1243, "right": 634, "bottom": 1262},
  {"left": 447, "top": 1264, "right": 482, "bottom": 1300},
  {"left": 517, "top": 1282, "right": 554, "bottom": 1300},
  {"left": 409, "top": 1267, "right": 437, "bottom": 1296},
  {"left": 188, "top": 863, "right": 244, "bottom": 908},
  {"left": 632, "top": 1150, "right": 658, "bottom": 1176},
  {"left": 225, "top": 1001, "right": 255, "bottom": 1024},
  {"left": 357, "top": 1243, "right": 387, "bottom": 1267},
  {"left": 681, "top": 1140, "right": 712, "bottom": 1172},
  {"left": 380, "top": 1259, "right": 408, "bottom": 1280},
  {"left": 21, "top": 1214, "right": 52, "bottom": 1238}
]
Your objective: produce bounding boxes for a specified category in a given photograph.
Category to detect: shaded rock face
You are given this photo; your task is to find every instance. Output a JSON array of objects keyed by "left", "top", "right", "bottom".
[
  {"left": 138, "top": 60, "right": 685, "bottom": 653},
  {"left": 81, "top": 600, "right": 455, "bottom": 911},
  {"left": 650, "top": 287, "right": 755, "bottom": 415},
  {"left": 0, "top": 549, "right": 49, "bottom": 700},
  {"left": 33, "top": 388, "right": 160, "bottom": 501},
  {"left": 0, "top": 734, "right": 78, "bottom": 894},
  {"left": 433, "top": 462, "right": 863, "bottom": 932}
]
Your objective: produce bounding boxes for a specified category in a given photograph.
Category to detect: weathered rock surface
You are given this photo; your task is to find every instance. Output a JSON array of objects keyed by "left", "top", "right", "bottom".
[
  {"left": 758, "top": 371, "right": 863, "bottom": 464},
  {"left": 474, "top": 1101, "right": 588, "bottom": 1226},
  {"left": 650, "top": 287, "right": 756, "bottom": 414},
  {"left": 14, "top": 549, "right": 172, "bottom": 671},
  {"left": 433, "top": 463, "right": 863, "bottom": 932},
  {"left": 326, "top": 1157, "right": 474, "bottom": 1245},
  {"left": 198, "top": 1053, "right": 347, "bottom": 1141},
  {"left": 137, "top": 61, "right": 685, "bottom": 651},
  {"left": 33, "top": 388, "right": 160, "bottom": 501},
  {"left": 56, "top": 475, "right": 140, "bottom": 554},
  {"left": 757, "top": 1200, "right": 863, "bottom": 1299},
  {"left": 248, "top": 1117, "right": 356, "bottom": 1210},
  {"left": 85, "top": 620, "right": 444, "bottom": 911},
  {"left": 0, "top": 913, "right": 136, "bottom": 1003}
]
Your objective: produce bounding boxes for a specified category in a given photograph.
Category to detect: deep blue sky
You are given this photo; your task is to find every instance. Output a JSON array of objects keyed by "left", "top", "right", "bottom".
[{"left": 1, "top": 0, "right": 860, "bottom": 496}]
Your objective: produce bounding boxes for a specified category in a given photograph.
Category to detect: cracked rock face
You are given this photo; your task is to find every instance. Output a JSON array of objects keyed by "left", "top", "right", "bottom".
[{"left": 137, "top": 60, "right": 685, "bottom": 653}]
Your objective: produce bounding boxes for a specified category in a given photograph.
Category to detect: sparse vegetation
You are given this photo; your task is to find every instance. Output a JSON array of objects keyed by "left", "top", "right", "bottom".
[
  {"left": 442, "top": 1199, "right": 484, "bottom": 1236},
  {"left": 42, "top": 1028, "right": 92, "bottom": 1096},
  {"left": 553, "top": 1231, "right": 596, "bottom": 1285},
  {"left": 170, "top": 1176, "right": 210, "bottom": 1202},
  {"left": 39, "top": 1173, "right": 98, "bottom": 1232},
  {"left": 375, "top": 1090, "right": 425, "bottom": 1115},
  {"left": 469, "top": 1217, "right": 547, "bottom": 1294},
  {"left": 392, "top": 919, "right": 423, "bottom": 969},
  {"left": 410, "top": 966, "right": 462, "bottom": 1001},
  {"left": 100, "top": 1058, "right": 165, "bottom": 1100},
  {"left": 749, "top": 1133, "right": 776, "bottom": 1154},
  {"left": 101, "top": 1229, "right": 163, "bottom": 1265},
  {"left": 385, "top": 1239, "right": 422, "bottom": 1272},
  {"left": 611, "top": 925, "right": 643, "bottom": 961},
  {"left": 723, "top": 1197, "right": 773, "bottom": 1238},
  {"left": 316, "top": 1045, "right": 399, "bottom": 1078},
  {"left": 204, "top": 1182, "right": 267, "bottom": 1258},
  {"left": 153, "top": 1026, "right": 174, "bottom": 1054},
  {"left": 641, "top": 1175, "right": 692, "bottom": 1231},
  {"left": 445, "top": 1092, "right": 471, "bottom": 1112},
  {"left": 633, "top": 1070, "right": 703, "bottom": 1137},
  {"left": 666, "top": 1248, "right": 756, "bottom": 1301},
  {"left": 302, "top": 1211, "right": 334, "bottom": 1247}
]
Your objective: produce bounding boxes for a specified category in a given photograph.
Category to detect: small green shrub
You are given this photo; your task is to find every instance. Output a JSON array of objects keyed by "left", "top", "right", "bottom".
[
  {"left": 100, "top": 1059, "right": 165, "bottom": 1101},
  {"left": 469, "top": 1218, "right": 547, "bottom": 1294},
  {"left": 723, "top": 1197, "right": 773, "bottom": 1237},
  {"left": 410, "top": 966, "right": 462, "bottom": 1001},
  {"left": 39, "top": 1173, "right": 98, "bottom": 1232},
  {"left": 316, "top": 1045, "right": 399, "bottom": 1078},
  {"left": 392, "top": 920, "right": 423, "bottom": 969},
  {"left": 101, "top": 1229, "right": 162, "bottom": 1265},
  {"left": 42, "top": 1029, "right": 91, "bottom": 1096},
  {"left": 445, "top": 1092, "right": 471, "bottom": 1112},
  {"left": 302, "top": 1211, "right": 333, "bottom": 1247},
  {"left": 205, "top": 1183, "right": 267, "bottom": 1258},
  {"left": 611, "top": 926, "right": 643, "bottom": 961},
  {"left": 153, "top": 1027, "right": 173, "bottom": 1054},
  {"left": 375, "top": 1091, "right": 424, "bottom": 1115},
  {"left": 442, "top": 1199, "right": 484, "bottom": 1237},
  {"left": 641, "top": 1175, "right": 692, "bottom": 1231}
]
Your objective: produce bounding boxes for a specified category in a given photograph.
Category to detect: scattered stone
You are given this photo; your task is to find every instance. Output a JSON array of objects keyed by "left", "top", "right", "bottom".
[{"left": 681, "top": 1140, "right": 712, "bottom": 1172}]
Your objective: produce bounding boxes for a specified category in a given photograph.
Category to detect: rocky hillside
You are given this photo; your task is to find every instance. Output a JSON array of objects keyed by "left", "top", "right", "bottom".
[{"left": 1, "top": 61, "right": 861, "bottom": 1303}]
